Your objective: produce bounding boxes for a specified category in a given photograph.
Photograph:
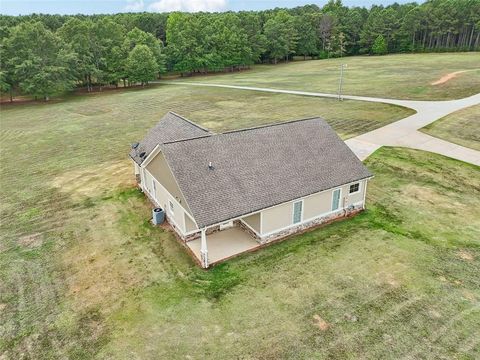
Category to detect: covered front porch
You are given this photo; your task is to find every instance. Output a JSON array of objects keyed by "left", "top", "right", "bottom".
[{"left": 187, "top": 226, "right": 260, "bottom": 267}]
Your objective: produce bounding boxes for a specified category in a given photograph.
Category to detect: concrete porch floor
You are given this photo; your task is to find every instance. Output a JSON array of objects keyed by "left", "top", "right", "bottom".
[{"left": 187, "top": 226, "right": 260, "bottom": 265}]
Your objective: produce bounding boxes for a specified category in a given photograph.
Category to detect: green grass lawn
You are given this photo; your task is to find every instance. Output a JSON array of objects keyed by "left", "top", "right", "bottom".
[
  {"left": 1, "top": 84, "right": 479, "bottom": 359},
  {"left": 421, "top": 104, "right": 480, "bottom": 151},
  {"left": 171, "top": 52, "right": 480, "bottom": 100},
  {"left": 2, "top": 143, "right": 479, "bottom": 358},
  {"left": 99, "top": 148, "right": 480, "bottom": 359}
]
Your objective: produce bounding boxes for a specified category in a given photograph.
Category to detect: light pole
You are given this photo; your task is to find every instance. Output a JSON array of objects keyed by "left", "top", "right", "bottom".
[{"left": 338, "top": 64, "right": 347, "bottom": 101}]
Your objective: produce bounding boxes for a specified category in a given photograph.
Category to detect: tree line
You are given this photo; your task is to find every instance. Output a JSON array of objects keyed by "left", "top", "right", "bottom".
[{"left": 1, "top": 0, "right": 479, "bottom": 101}]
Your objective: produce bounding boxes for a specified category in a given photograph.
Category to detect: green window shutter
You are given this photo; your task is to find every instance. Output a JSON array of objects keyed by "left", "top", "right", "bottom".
[{"left": 293, "top": 201, "right": 303, "bottom": 224}]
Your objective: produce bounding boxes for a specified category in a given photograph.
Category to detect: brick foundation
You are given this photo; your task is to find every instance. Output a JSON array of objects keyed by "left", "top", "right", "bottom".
[
  {"left": 260, "top": 204, "right": 363, "bottom": 244},
  {"left": 235, "top": 219, "right": 261, "bottom": 242}
]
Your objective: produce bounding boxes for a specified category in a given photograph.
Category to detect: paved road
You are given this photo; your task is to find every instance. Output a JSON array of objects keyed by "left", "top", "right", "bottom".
[{"left": 159, "top": 81, "right": 480, "bottom": 166}]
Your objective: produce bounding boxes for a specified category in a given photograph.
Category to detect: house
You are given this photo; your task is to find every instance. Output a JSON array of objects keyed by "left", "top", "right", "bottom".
[{"left": 130, "top": 112, "right": 373, "bottom": 268}]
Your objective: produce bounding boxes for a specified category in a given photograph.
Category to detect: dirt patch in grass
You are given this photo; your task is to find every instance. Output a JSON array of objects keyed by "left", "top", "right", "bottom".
[
  {"left": 313, "top": 314, "right": 330, "bottom": 331},
  {"left": 457, "top": 250, "right": 474, "bottom": 261},
  {"left": 61, "top": 203, "right": 145, "bottom": 314},
  {"left": 431, "top": 70, "right": 470, "bottom": 85},
  {"left": 51, "top": 160, "right": 133, "bottom": 201},
  {"left": 376, "top": 271, "right": 401, "bottom": 288},
  {"left": 60, "top": 190, "right": 190, "bottom": 316},
  {"left": 403, "top": 184, "right": 462, "bottom": 209},
  {"left": 18, "top": 232, "right": 43, "bottom": 248}
]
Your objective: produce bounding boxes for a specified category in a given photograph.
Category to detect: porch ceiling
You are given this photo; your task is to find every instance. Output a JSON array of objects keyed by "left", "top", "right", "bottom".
[{"left": 187, "top": 226, "right": 259, "bottom": 265}]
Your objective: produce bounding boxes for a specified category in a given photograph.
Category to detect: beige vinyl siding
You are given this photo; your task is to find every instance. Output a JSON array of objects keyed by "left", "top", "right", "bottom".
[
  {"left": 143, "top": 168, "right": 154, "bottom": 195},
  {"left": 146, "top": 152, "right": 192, "bottom": 215},
  {"left": 343, "top": 181, "right": 365, "bottom": 205},
  {"left": 261, "top": 202, "right": 293, "bottom": 234},
  {"left": 303, "top": 190, "right": 332, "bottom": 219},
  {"left": 260, "top": 180, "right": 366, "bottom": 235},
  {"left": 242, "top": 213, "right": 261, "bottom": 233},
  {"left": 141, "top": 168, "right": 185, "bottom": 233},
  {"left": 185, "top": 213, "right": 198, "bottom": 233}
]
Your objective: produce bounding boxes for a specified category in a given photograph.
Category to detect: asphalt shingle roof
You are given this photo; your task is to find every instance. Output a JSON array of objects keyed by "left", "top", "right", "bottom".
[
  {"left": 129, "top": 112, "right": 210, "bottom": 165},
  {"left": 160, "top": 117, "right": 373, "bottom": 228}
]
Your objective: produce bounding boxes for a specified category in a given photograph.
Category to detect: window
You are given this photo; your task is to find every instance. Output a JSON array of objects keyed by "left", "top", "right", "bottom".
[
  {"left": 293, "top": 201, "right": 303, "bottom": 224},
  {"left": 152, "top": 179, "right": 156, "bottom": 195},
  {"left": 349, "top": 182, "right": 360, "bottom": 194},
  {"left": 332, "top": 189, "right": 341, "bottom": 211},
  {"left": 169, "top": 200, "right": 174, "bottom": 214}
]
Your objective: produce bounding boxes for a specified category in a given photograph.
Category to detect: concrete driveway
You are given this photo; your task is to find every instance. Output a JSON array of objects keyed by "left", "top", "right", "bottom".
[
  {"left": 345, "top": 92, "right": 480, "bottom": 165},
  {"left": 160, "top": 81, "right": 480, "bottom": 166}
]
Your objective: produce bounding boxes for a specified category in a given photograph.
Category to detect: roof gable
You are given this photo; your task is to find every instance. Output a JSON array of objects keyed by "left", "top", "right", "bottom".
[
  {"left": 161, "top": 117, "right": 373, "bottom": 228},
  {"left": 130, "top": 112, "right": 211, "bottom": 165}
]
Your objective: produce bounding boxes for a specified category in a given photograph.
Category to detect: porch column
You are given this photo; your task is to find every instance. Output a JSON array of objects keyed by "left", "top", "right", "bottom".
[{"left": 200, "top": 228, "right": 209, "bottom": 268}]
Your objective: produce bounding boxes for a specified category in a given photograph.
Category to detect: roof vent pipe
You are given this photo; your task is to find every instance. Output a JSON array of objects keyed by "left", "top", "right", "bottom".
[{"left": 208, "top": 161, "right": 214, "bottom": 170}]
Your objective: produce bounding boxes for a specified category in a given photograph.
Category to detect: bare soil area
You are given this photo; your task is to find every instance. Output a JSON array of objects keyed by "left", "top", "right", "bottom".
[{"left": 431, "top": 70, "right": 469, "bottom": 85}]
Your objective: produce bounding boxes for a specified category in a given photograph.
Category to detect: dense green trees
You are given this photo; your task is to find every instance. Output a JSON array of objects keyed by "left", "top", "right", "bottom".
[
  {"left": 2, "top": 21, "right": 76, "bottom": 100},
  {"left": 264, "top": 11, "right": 298, "bottom": 64},
  {"left": 1, "top": 17, "right": 166, "bottom": 99},
  {"left": 372, "top": 35, "right": 388, "bottom": 55},
  {"left": 0, "top": 0, "right": 479, "bottom": 100},
  {"left": 126, "top": 45, "right": 158, "bottom": 85},
  {"left": 166, "top": 12, "right": 252, "bottom": 74}
]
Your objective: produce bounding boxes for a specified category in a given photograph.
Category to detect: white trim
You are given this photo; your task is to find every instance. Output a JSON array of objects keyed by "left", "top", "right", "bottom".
[
  {"left": 260, "top": 201, "right": 364, "bottom": 238},
  {"left": 203, "top": 177, "right": 373, "bottom": 230},
  {"left": 362, "top": 179, "right": 368, "bottom": 210},
  {"left": 331, "top": 187, "right": 342, "bottom": 211},
  {"left": 260, "top": 212, "right": 263, "bottom": 235},
  {"left": 145, "top": 184, "right": 187, "bottom": 235},
  {"left": 140, "top": 145, "right": 199, "bottom": 228},
  {"left": 200, "top": 228, "right": 208, "bottom": 268},
  {"left": 144, "top": 168, "right": 189, "bottom": 234},
  {"left": 140, "top": 167, "right": 146, "bottom": 190},
  {"left": 140, "top": 144, "right": 161, "bottom": 168},
  {"left": 292, "top": 199, "right": 304, "bottom": 224},
  {"left": 147, "top": 149, "right": 198, "bottom": 226},
  {"left": 348, "top": 181, "right": 361, "bottom": 195},
  {"left": 144, "top": 168, "right": 197, "bottom": 226}
]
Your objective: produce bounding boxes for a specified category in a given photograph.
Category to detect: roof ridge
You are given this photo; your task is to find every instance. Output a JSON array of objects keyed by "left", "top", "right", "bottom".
[
  {"left": 161, "top": 116, "right": 326, "bottom": 147},
  {"left": 168, "top": 111, "right": 214, "bottom": 134},
  {"left": 221, "top": 116, "right": 324, "bottom": 135},
  {"left": 162, "top": 134, "right": 213, "bottom": 145}
]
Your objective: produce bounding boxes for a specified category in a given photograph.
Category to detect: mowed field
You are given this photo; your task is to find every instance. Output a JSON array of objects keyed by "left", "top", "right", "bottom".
[
  {"left": 1, "top": 56, "right": 479, "bottom": 359},
  {"left": 172, "top": 52, "right": 480, "bottom": 100},
  {"left": 421, "top": 104, "right": 480, "bottom": 151}
]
